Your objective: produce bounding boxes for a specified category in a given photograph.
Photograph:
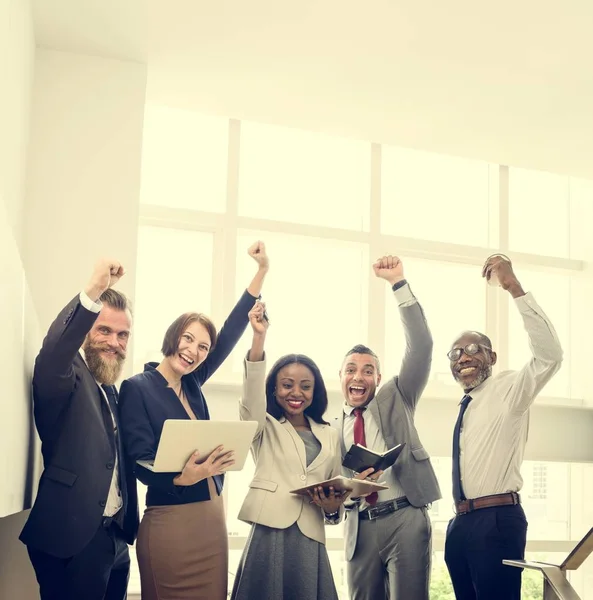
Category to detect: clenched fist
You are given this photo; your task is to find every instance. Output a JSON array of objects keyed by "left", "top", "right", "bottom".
[
  {"left": 248, "top": 241, "right": 269, "bottom": 270},
  {"left": 482, "top": 255, "right": 525, "bottom": 298},
  {"left": 248, "top": 301, "right": 269, "bottom": 336},
  {"left": 85, "top": 259, "right": 125, "bottom": 301},
  {"left": 372, "top": 255, "right": 404, "bottom": 286}
]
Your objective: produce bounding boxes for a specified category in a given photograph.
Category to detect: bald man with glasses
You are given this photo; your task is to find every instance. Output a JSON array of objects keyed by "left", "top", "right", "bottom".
[{"left": 444, "top": 255, "right": 564, "bottom": 600}]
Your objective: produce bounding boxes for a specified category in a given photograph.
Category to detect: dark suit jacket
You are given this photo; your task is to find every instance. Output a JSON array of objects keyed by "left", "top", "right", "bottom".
[
  {"left": 20, "top": 295, "right": 139, "bottom": 558},
  {"left": 119, "top": 289, "right": 257, "bottom": 507}
]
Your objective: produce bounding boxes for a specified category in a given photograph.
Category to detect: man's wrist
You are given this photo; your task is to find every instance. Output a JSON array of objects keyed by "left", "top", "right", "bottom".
[
  {"left": 84, "top": 284, "right": 105, "bottom": 303},
  {"left": 391, "top": 278, "right": 407, "bottom": 291},
  {"left": 506, "top": 282, "right": 525, "bottom": 299}
]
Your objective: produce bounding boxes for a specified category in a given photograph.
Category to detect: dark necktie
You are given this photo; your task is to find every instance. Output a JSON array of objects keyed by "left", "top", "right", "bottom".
[
  {"left": 452, "top": 394, "right": 472, "bottom": 503},
  {"left": 353, "top": 408, "right": 378, "bottom": 506},
  {"left": 101, "top": 384, "right": 127, "bottom": 524}
]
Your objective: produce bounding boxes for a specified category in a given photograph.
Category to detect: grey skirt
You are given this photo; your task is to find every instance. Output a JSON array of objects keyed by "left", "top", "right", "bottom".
[{"left": 231, "top": 522, "right": 339, "bottom": 600}]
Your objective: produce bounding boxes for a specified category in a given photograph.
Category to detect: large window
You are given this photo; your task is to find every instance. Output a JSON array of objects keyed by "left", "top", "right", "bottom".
[
  {"left": 239, "top": 121, "right": 371, "bottom": 231},
  {"left": 231, "top": 230, "right": 369, "bottom": 382},
  {"left": 133, "top": 226, "right": 214, "bottom": 374},
  {"left": 381, "top": 146, "right": 496, "bottom": 247},
  {"left": 509, "top": 168, "right": 570, "bottom": 258},
  {"left": 140, "top": 105, "right": 228, "bottom": 212},
  {"left": 131, "top": 108, "right": 593, "bottom": 598},
  {"left": 384, "top": 258, "right": 487, "bottom": 388}
]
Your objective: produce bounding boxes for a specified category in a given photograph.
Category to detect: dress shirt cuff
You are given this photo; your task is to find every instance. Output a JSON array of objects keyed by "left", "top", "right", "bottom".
[
  {"left": 392, "top": 282, "right": 416, "bottom": 307},
  {"left": 79, "top": 290, "right": 102, "bottom": 313},
  {"left": 514, "top": 291, "right": 536, "bottom": 313}
]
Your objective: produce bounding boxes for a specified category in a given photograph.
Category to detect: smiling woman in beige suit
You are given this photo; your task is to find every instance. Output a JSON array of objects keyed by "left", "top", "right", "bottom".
[{"left": 231, "top": 301, "right": 349, "bottom": 600}]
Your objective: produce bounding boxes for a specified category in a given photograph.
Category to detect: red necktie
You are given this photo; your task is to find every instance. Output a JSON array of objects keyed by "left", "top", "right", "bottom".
[{"left": 353, "top": 408, "right": 378, "bottom": 506}]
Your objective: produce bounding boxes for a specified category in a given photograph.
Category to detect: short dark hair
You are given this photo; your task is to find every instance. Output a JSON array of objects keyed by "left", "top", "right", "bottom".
[
  {"left": 343, "top": 344, "right": 381, "bottom": 374},
  {"left": 99, "top": 289, "right": 133, "bottom": 317},
  {"left": 265, "top": 354, "right": 329, "bottom": 425},
  {"left": 161, "top": 313, "right": 217, "bottom": 357}
]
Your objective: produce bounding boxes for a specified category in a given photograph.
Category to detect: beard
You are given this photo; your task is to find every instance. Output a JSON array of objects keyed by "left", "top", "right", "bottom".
[
  {"left": 83, "top": 337, "right": 126, "bottom": 385},
  {"left": 455, "top": 364, "right": 492, "bottom": 392}
]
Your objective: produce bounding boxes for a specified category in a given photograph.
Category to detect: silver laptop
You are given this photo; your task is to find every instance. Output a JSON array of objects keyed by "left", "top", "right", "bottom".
[{"left": 136, "top": 419, "right": 258, "bottom": 473}]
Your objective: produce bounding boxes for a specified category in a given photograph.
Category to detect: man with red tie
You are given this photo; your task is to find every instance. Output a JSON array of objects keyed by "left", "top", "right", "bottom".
[{"left": 336, "top": 255, "right": 441, "bottom": 600}]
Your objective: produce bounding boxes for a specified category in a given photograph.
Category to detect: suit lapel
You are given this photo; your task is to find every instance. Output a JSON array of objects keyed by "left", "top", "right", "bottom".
[
  {"left": 336, "top": 411, "right": 347, "bottom": 456},
  {"left": 281, "top": 418, "right": 307, "bottom": 471},
  {"left": 368, "top": 397, "right": 382, "bottom": 438},
  {"left": 78, "top": 351, "right": 113, "bottom": 439},
  {"left": 307, "top": 419, "right": 331, "bottom": 471},
  {"left": 370, "top": 388, "right": 398, "bottom": 449}
]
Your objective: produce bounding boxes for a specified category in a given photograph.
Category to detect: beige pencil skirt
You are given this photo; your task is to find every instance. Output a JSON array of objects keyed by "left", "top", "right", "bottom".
[{"left": 136, "top": 478, "right": 228, "bottom": 600}]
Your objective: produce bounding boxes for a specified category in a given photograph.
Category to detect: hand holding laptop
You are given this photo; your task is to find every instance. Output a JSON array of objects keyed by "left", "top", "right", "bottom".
[{"left": 173, "top": 446, "right": 235, "bottom": 486}]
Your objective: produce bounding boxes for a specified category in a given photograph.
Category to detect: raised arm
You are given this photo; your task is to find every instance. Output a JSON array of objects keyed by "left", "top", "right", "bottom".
[
  {"left": 373, "top": 255, "right": 433, "bottom": 408},
  {"left": 33, "top": 260, "right": 125, "bottom": 432},
  {"left": 239, "top": 302, "right": 269, "bottom": 442},
  {"left": 193, "top": 241, "right": 269, "bottom": 384},
  {"left": 485, "top": 256, "right": 563, "bottom": 413}
]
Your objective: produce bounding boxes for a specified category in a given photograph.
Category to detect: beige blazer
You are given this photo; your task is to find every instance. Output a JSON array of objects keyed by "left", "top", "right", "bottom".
[{"left": 237, "top": 358, "right": 343, "bottom": 545}]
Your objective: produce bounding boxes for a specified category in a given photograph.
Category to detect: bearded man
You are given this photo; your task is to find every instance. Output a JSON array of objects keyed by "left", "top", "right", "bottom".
[
  {"left": 21, "top": 259, "right": 139, "bottom": 600},
  {"left": 444, "top": 255, "right": 563, "bottom": 600}
]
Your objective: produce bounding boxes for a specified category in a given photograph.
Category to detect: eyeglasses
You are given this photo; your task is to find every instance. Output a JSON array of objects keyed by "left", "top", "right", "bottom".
[{"left": 447, "top": 343, "right": 491, "bottom": 362}]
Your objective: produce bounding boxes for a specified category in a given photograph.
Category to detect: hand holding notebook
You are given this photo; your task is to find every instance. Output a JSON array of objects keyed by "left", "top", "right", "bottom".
[
  {"left": 290, "top": 476, "right": 388, "bottom": 499},
  {"left": 342, "top": 442, "right": 406, "bottom": 473}
]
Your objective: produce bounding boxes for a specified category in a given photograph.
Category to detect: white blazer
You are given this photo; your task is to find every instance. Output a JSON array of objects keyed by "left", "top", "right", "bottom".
[{"left": 237, "top": 358, "right": 343, "bottom": 544}]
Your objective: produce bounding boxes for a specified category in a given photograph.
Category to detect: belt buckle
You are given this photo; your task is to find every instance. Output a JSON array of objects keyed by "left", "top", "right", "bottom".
[
  {"left": 455, "top": 500, "right": 471, "bottom": 516},
  {"left": 367, "top": 506, "right": 381, "bottom": 521}
]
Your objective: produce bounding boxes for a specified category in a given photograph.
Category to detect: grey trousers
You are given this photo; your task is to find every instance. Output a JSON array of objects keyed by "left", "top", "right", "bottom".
[{"left": 347, "top": 505, "right": 432, "bottom": 600}]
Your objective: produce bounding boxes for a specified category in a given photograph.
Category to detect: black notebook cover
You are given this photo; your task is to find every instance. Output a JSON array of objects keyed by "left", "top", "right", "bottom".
[{"left": 342, "top": 442, "right": 405, "bottom": 473}]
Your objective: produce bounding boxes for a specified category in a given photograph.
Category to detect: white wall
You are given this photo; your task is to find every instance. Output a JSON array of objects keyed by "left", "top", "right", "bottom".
[
  {"left": 0, "top": 0, "right": 34, "bottom": 249},
  {"left": 0, "top": 39, "right": 148, "bottom": 598},
  {"left": 24, "top": 48, "right": 147, "bottom": 338},
  {"left": 0, "top": 0, "right": 41, "bottom": 597},
  {"left": 0, "top": 0, "right": 36, "bottom": 518}
]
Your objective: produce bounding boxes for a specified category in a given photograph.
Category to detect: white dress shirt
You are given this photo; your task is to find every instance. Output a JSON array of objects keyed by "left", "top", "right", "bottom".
[
  {"left": 79, "top": 291, "right": 123, "bottom": 518},
  {"left": 342, "top": 283, "right": 416, "bottom": 509},
  {"left": 343, "top": 404, "right": 406, "bottom": 509},
  {"left": 459, "top": 292, "right": 563, "bottom": 499}
]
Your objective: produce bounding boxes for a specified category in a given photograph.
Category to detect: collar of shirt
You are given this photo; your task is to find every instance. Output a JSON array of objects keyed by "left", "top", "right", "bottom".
[
  {"left": 343, "top": 402, "right": 371, "bottom": 417},
  {"left": 79, "top": 348, "right": 92, "bottom": 376},
  {"left": 79, "top": 348, "right": 99, "bottom": 384},
  {"left": 79, "top": 348, "right": 111, "bottom": 401},
  {"left": 462, "top": 375, "right": 493, "bottom": 405}
]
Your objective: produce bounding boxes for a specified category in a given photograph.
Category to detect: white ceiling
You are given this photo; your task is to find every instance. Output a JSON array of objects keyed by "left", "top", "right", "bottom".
[{"left": 33, "top": 0, "right": 593, "bottom": 177}]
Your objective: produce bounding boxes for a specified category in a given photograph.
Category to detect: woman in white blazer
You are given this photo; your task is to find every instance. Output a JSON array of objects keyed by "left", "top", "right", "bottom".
[{"left": 231, "top": 301, "right": 349, "bottom": 600}]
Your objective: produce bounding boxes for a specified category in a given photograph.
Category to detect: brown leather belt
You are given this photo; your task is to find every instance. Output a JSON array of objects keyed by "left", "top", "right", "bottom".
[{"left": 455, "top": 492, "right": 520, "bottom": 515}]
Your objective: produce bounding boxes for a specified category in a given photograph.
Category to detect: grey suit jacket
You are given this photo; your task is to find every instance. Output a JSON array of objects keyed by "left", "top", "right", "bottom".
[{"left": 336, "top": 285, "right": 442, "bottom": 560}]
